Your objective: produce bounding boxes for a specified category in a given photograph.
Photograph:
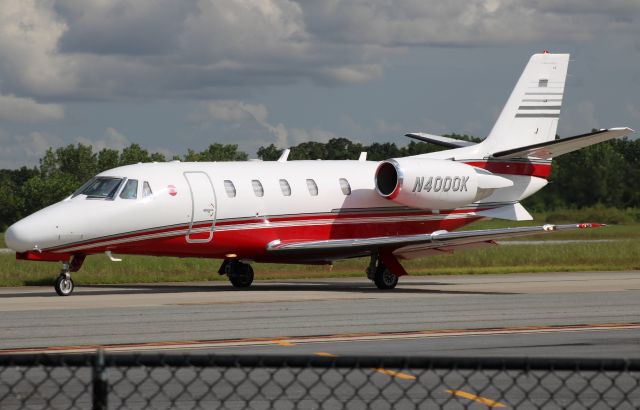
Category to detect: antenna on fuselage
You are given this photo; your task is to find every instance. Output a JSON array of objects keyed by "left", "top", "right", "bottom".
[
  {"left": 277, "top": 149, "right": 290, "bottom": 162},
  {"left": 358, "top": 152, "right": 367, "bottom": 161}
]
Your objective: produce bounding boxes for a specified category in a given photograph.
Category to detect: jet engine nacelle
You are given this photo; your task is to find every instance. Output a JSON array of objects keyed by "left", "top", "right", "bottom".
[{"left": 375, "top": 158, "right": 513, "bottom": 210}]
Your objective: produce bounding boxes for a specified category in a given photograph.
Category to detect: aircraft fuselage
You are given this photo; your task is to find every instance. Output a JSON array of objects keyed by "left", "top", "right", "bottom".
[{"left": 6, "top": 160, "right": 496, "bottom": 263}]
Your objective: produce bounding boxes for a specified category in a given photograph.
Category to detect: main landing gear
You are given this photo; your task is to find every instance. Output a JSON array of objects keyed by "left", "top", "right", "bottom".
[
  {"left": 366, "top": 252, "right": 405, "bottom": 290},
  {"left": 220, "top": 259, "right": 254, "bottom": 288},
  {"left": 54, "top": 255, "right": 85, "bottom": 296}
]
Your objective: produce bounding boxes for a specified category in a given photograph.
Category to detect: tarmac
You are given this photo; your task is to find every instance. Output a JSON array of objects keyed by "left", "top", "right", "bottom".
[{"left": 1, "top": 271, "right": 639, "bottom": 356}]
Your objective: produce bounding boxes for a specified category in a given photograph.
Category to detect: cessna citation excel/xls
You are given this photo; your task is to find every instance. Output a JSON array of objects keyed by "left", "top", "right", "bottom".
[{"left": 5, "top": 52, "right": 634, "bottom": 296}]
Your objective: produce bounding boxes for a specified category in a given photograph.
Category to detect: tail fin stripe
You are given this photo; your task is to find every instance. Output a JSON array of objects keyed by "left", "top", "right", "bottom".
[
  {"left": 518, "top": 106, "right": 561, "bottom": 110},
  {"left": 515, "top": 114, "right": 559, "bottom": 118},
  {"left": 480, "top": 53, "right": 570, "bottom": 152},
  {"left": 522, "top": 99, "right": 562, "bottom": 102}
]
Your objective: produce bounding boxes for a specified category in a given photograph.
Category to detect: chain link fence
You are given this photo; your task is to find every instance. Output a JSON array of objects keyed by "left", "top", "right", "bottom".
[{"left": 1, "top": 352, "right": 639, "bottom": 409}]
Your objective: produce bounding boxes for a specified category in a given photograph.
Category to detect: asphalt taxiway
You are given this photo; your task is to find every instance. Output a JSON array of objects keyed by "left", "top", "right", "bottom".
[{"left": 1, "top": 271, "right": 639, "bottom": 356}]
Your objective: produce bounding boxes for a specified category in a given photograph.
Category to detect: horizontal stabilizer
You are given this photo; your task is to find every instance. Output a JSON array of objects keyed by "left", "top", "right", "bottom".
[
  {"left": 475, "top": 202, "right": 533, "bottom": 221},
  {"left": 405, "top": 133, "right": 476, "bottom": 149},
  {"left": 492, "top": 127, "right": 633, "bottom": 159}
]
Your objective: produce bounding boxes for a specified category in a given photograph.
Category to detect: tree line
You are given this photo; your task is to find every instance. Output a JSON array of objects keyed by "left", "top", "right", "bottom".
[{"left": 0, "top": 133, "right": 638, "bottom": 229}]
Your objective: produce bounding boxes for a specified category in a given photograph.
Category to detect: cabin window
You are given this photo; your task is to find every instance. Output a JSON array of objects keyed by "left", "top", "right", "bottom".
[
  {"left": 119, "top": 179, "right": 138, "bottom": 199},
  {"left": 252, "top": 179, "right": 264, "bottom": 197},
  {"left": 339, "top": 178, "right": 351, "bottom": 195},
  {"left": 224, "top": 180, "right": 237, "bottom": 198},
  {"left": 73, "top": 177, "right": 124, "bottom": 200},
  {"left": 279, "top": 179, "right": 291, "bottom": 196},
  {"left": 142, "top": 181, "right": 153, "bottom": 197},
  {"left": 538, "top": 79, "right": 548, "bottom": 88},
  {"left": 306, "top": 179, "right": 318, "bottom": 196}
]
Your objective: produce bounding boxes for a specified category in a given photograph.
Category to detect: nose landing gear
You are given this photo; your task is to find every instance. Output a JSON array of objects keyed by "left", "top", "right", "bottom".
[
  {"left": 54, "top": 265, "right": 74, "bottom": 296},
  {"left": 54, "top": 255, "right": 85, "bottom": 296}
]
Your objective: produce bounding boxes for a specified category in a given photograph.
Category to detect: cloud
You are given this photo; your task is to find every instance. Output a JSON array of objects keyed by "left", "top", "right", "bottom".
[
  {"left": 202, "top": 100, "right": 269, "bottom": 123},
  {"left": 0, "top": 94, "right": 65, "bottom": 123},
  {"left": 0, "top": 127, "right": 176, "bottom": 169},
  {"left": 627, "top": 104, "right": 640, "bottom": 121},
  {"left": 300, "top": 0, "right": 640, "bottom": 47},
  {"left": 3, "top": 0, "right": 637, "bottom": 103},
  {"left": 0, "top": 1, "right": 76, "bottom": 97},
  {"left": 75, "top": 127, "right": 130, "bottom": 151},
  {"left": 558, "top": 100, "right": 600, "bottom": 136},
  {"left": 0, "top": 129, "right": 63, "bottom": 168},
  {"left": 193, "top": 99, "right": 350, "bottom": 150},
  {"left": 56, "top": 0, "right": 197, "bottom": 56},
  {"left": 195, "top": 100, "right": 289, "bottom": 147}
]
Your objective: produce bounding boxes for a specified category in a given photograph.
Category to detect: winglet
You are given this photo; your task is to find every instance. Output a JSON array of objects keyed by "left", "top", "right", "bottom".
[{"left": 577, "top": 223, "right": 606, "bottom": 228}]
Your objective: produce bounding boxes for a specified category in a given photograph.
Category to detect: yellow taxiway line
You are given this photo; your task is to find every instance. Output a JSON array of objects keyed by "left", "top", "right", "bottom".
[
  {"left": 446, "top": 389, "right": 506, "bottom": 408},
  {"left": 373, "top": 368, "right": 416, "bottom": 380},
  {"left": 2, "top": 322, "right": 638, "bottom": 355}
]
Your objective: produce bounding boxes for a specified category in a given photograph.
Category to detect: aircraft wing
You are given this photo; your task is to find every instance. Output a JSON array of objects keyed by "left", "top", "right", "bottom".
[
  {"left": 266, "top": 223, "right": 603, "bottom": 258},
  {"left": 405, "top": 133, "right": 476, "bottom": 148},
  {"left": 492, "top": 127, "right": 633, "bottom": 160}
]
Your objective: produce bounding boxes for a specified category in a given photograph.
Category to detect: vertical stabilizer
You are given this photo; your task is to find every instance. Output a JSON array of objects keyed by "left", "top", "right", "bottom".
[{"left": 482, "top": 53, "right": 570, "bottom": 152}]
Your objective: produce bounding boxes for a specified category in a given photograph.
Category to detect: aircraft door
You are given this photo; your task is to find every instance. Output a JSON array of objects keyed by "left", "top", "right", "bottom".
[{"left": 184, "top": 171, "right": 217, "bottom": 243}]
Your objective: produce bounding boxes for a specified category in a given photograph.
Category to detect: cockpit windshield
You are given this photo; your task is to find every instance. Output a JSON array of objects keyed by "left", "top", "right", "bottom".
[{"left": 72, "top": 177, "right": 124, "bottom": 200}]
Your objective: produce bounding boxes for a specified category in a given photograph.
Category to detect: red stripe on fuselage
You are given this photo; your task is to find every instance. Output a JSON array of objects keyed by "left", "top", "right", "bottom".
[
  {"left": 47, "top": 207, "right": 490, "bottom": 253},
  {"left": 464, "top": 161, "right": 551, "bottom": 178},
  {"left": 82, "top": 214, "right": 482, "bottom": 262},
  {"left": 44, "top": 209, "right": 486, "bottom": 260}
]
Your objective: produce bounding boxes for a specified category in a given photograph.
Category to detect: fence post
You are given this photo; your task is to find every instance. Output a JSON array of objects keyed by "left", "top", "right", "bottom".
[{"left": 92, "top": 349, "right": 108, "bottom": 410}]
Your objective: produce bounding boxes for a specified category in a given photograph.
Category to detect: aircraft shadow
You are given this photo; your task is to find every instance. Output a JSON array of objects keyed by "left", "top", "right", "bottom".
[{"left": 1, "top": 281, "right": 516, "bottom": 298}]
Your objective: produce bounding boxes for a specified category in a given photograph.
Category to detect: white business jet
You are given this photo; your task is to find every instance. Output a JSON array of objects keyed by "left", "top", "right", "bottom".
[{"left": 5, "top": 52, "right": 633, "bottom": 296}]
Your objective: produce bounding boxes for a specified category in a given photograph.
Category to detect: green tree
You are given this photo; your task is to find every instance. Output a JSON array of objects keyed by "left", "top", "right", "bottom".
[
  {"left": 120, "top": 144, "right": 151, "bottom": 165},
  {"left": 545, "top": 142, "right": 626, "bottom": 208},
  {"left": 150, "top": 152, "right": 167, "bottom": 162},
  {"left": 184, "top": 144, "right": 248, "bottom": 161},
  {"left": 257, "top": 144, "right": 284, "bottom": 161},
  {"left": 97, "top": 148, "right": 120, "bottom": 173},
  {"left": 39, "top": 144, "right": 97, "bottom": 183},
  {"left": 325, "top": 138, "right": 364, "bottom": 160},
  {"left": 0, "top": 169, "right": 36, "bottom": 228},
  {"left": 289, "top": 141, "right": 327, "bottom": 160},
  {"left": 400, "top": 141, "right": 439, "bottom": 156},
  {"left": 610, "top": 137, "right": 640, "bottom": 207},
  {"left": 20, "top": 172, "right": 79, "bottom": 216},
  {"left": 366, "top": 143, "right": 402, "bottom": 160}
]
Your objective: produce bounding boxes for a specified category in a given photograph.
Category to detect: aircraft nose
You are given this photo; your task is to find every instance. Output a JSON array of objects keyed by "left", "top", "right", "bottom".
[{"left": 5, "top": 221, "right": 33, "bottom": 253}]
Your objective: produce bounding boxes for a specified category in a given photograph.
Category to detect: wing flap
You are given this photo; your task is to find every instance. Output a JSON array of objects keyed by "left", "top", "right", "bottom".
[
  {"left": 395, "top": 240, "right": 497, "bottom": 260},
  {"left": 492, "top": 127, "right": 633, "bottom": 159}
]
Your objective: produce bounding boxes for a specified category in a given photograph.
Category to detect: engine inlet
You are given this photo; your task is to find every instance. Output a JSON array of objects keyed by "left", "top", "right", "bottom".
[{"left": 375, "top": 161, "right": 400, "bottom": 197}]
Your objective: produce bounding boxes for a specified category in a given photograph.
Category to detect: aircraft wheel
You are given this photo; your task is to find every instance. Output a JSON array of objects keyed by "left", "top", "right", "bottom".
[
  {"left": 54, "top": 275, "right": 74, "bottom": 296},
  {"left": 228, "top": 262, "right": 254, "bottom": 288},
  {"left": 374, "top": 265, "right": 398, "bottom": 290}
]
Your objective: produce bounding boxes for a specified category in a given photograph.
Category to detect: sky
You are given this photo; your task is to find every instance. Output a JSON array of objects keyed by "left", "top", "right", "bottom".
[{"left": 0, "top": 0, "right": 639, "bottom": 168}]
